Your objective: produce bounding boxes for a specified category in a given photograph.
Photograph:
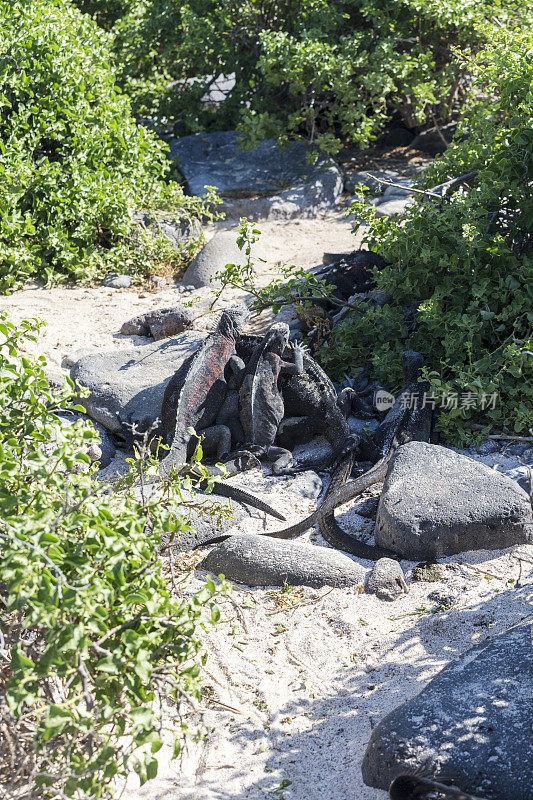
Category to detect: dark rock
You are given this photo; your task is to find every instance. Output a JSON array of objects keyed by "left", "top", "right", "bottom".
[
  {"left": 411, "top": 122, "right": 457, "bottom": 155},
  {"left": 504, "top": 465, "right": 532, "bottom": 495},
  {"left": 475, "top": 439, "right": 500, "bottom": 455},
  {"left": 70, "top": 331, "right": 205, "bottom": 434},
  {"left": 365, "top": 558, "right": 408, "bottom": 601},
  {"left": 200, "top": 534, "right": 366, "bottom": 588},
  {"left": 102, "top": 273, "right": 132, "bottom": 289},
  {"left": 375, "top": 442, "right": 533, "bottom": 559},
  {"left": 120, "top": 305, "right": 194, "bottom": 340},
  {"left": 361, "top": 618, "right": 533, "bottom": 798},
  {"left": 181, "top": 229, "right": 267, "bottom": 288},
  {"left": 375, "top": 124, "right": 416, "bottom": 148},
  {"left": 168, "top": 131, "right": 343, "bottom": 219},
  {"left": 427, "top": 587, "right": 458, "bottom": 607},
  {"left": 353, "top": 496, "right": 380, "bottom": 519},
  {"left": 411, "top": 562, "right": 445, "bottom": 582}
]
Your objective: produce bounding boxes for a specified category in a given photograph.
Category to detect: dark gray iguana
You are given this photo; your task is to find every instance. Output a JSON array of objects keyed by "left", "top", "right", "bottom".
[
  {"left": 238, "top": 323, "right": 306, "bottom": 474},
  {"left": 158, "top": 306, "right": 286, "bottom": 521},
  {"left": 200, "top": 351, "right": 431, "bottom": 551},
  {"left": 315, "top": 350, "right": 433, "bottom": 557},
  {"left": 235, "top": 333, "right": 359, "bottom": 473}
]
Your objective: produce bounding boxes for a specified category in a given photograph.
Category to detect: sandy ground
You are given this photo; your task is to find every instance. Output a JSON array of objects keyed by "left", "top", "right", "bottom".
[
  {"left": 122, "top": 554, "right": 532, "bottom": 800},
  {"left": 0, "top": 214, "right": 360, "bottom": 375},
  {"left": 1, "top": 212, "right": 531, "bottom": 800}
]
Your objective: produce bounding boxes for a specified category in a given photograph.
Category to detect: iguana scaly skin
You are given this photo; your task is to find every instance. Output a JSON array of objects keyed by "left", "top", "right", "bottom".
[
  {"left": 236, "top": 334, "right": 358, "bottom": 472},
  {"left": 200, "top": 352, "right": 432, "bottom": 550},
  {"left": 318, "top": 350, "right": 432, "bottom": 558},
  {"left": 159, "top": 306, "right": 286, "bottom": 521},
  {"left": 160, "top": 306, "right": 247, "bottom": 474},
  {"left": 278, "top": 348, "right": 359, "bottom": 472},
  {"left": 239, "top": 323, "right": 305, "bottom": 474}
]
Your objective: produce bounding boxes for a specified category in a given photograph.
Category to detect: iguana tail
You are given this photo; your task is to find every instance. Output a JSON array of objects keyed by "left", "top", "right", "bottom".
[
  {"left": 199, "top": 449, "right": 393, "bottom": 547},
  {"left": 318, "top": 451, "right": 396, "bottom": 560},
  {"left": 206, "top": 480, "right": 286, "bottom": 521}
]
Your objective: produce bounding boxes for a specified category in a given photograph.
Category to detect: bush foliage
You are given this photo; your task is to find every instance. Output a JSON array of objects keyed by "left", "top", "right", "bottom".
[
  {"left": 0, "top": 316, "right": 228, "bottom": 798},
  {"left": 220, "top": 31, "right": 532, "bottom": 442},
  {"left": 335, "top": 29, "right": 533, "bottom": 440},
  {"left": 76, "top": 0, "right": 524, "bottom": 152},
  {"left": 0, "top": 0, "right": 212, "bottom": 292}
]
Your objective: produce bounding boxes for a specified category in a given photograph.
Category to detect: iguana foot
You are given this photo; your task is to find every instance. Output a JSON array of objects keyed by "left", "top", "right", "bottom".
[{"left": 222, "top": 450, "right": 262, "bottom": 474}]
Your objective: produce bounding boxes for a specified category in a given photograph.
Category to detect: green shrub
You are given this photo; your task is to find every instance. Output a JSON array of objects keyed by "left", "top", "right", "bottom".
[
  {"left": 76, "top": 0, "right": 526, "bottom": 152},
  {"left": 0, "top": 0, "right": 213, "bottom": 292},
  {"left": 216, "top": 31, "right": 532, "bottom": 442},
  {"left": 330, "top": 29, "right": 533, "bottom": 441},
  {"left": 0, "top": 315, "right": 228, "bottom": 798}
]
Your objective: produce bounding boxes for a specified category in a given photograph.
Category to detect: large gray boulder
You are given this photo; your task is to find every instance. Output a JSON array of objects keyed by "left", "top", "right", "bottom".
[
  {"left": 374, "top": 442, "right": 533, "bottom": 559},
  {"left": 362, "top": 618, "right": 533, "bottom": 798},
  {"left": 181, "top": 229, "right": 267, "bottom": 288},
  {"left": 200, "top": 534, "right": 366, "bottom": 588},
  {"left": 168, "top": 131, "right": 343, "bottom": 219},
  {"left": 70, "top": 331, "right": 205, "bottom": 434}
]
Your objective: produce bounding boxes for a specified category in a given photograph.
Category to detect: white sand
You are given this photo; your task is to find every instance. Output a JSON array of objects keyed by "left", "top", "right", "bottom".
[{"left": 1, "top": 213, "right": 531, "bottom": 800}]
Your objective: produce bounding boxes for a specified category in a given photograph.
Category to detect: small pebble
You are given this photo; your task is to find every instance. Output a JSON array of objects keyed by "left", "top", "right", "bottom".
[
  {"left": 475, "top": 439, "right": 500, "bottom": 455},
  {"left": 412, "top": 561, "right": 445, "bottom": 582},
  {"left": 365, "top": 558, "right": 408, "bottom": 602},
  {"left": 102, "top": 273, "right": 132, "bottom": 289}
]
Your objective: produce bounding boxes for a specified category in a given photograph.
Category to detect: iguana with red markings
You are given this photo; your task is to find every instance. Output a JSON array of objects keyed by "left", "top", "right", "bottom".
[{"left": 158, "top": 306, "right": 285, "bottom": 521}]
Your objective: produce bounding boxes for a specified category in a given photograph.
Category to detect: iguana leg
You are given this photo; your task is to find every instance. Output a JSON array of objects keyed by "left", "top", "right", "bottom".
[
  {"left": 280, "top": 341, "right": 306, "bottom": 376},
  {"left": 200, "top": 425, "right": 233, "bottom": 460},
  {"left": 337, "top": 387, "right": 355, "bottom": 418},
  {"left": 216, "top": 391, "right": 244, "bottom": 445},
  {"left": 266, "top": 445, "right": 294, "bottom": 475},
  {"left": 220, "top": 450, "right": 261, "bottom": 475}
]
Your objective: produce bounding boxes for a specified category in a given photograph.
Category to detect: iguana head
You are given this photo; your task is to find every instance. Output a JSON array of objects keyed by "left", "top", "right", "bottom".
[
  {"left": 219, "top": 304, "right": 250, "bottom": 338},
  {"left": 401, "top": 350, "right": 425, "bottom": 381},
  {"left": 264, "top": 322, "right": 290, "bottom": 356}
]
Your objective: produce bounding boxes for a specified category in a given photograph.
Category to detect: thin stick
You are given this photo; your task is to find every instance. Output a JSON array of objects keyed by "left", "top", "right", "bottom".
[
  {"left": 361, "top": 172, "right": 442, "bottom": 199},
  {"left": 452, "top": 557, "right": 506, "bottom": 580}
]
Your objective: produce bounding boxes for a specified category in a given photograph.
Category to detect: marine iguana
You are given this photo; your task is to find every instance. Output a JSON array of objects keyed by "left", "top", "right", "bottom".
[
  {"left": 389, "top": 774, "right": 487, "bottom": 800},
  {"left": 158, "top": 306, "right": 286, "bottom": 521},
  {"left": 200, "top": 351, "right": 431, "bottom": 550},
  {"left": 317, "top": 350, "right": 432, "bottom": 558},
  {"left": 236, "top": 333, "right": 359, "bottom": 473},
  {"left": 238, "top": 323, "right": 306, "bottom": 474}
]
